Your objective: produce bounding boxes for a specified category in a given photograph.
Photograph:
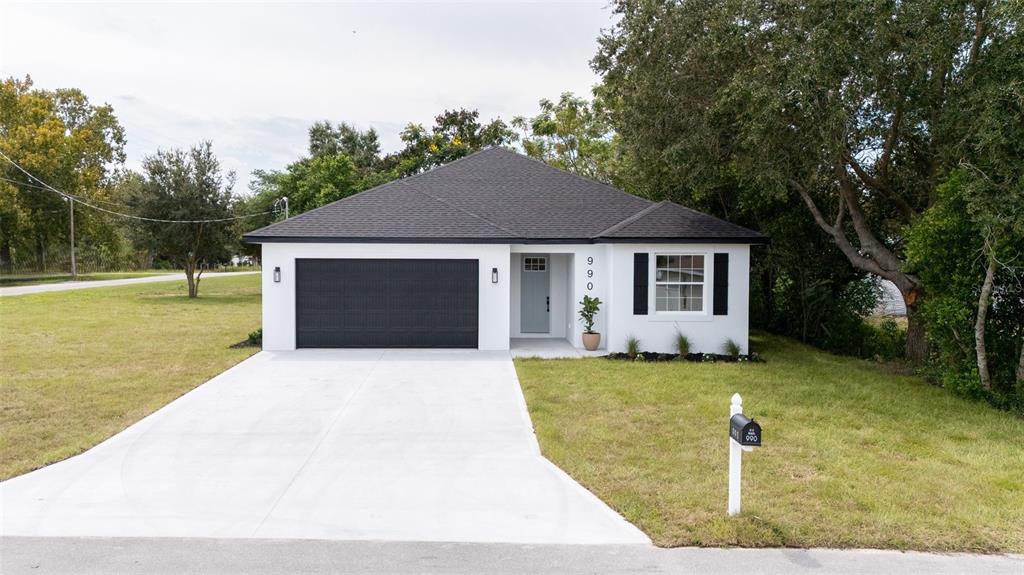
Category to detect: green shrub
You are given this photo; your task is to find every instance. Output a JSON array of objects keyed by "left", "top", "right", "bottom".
[
  {"left": 626, "top": 335, "right": 641, "bottom": 359},
  {"left": 723, "top": 338, "right": 741, "bottom": 356},
  {"left": 675, "top": 333, "right": 690, "bottom": 356},
  {"left": 247, "top": 328, "right": 262, "bottom": 344}
]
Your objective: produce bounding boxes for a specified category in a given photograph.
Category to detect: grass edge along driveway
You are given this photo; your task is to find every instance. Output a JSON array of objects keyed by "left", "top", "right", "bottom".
[
  {"left": 0, "top": 274, "right": 261, "bottom": 480},
  {"left": 516, "top": 334, "right": 1024, "bottom": 553}
]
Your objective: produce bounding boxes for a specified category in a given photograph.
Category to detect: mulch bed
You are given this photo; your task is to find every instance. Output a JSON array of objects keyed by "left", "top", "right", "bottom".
[
  {"left": 605, "top": 351, "right": 764, "bottom": 363},
  {"left": 229, "top": 339, "right": 261, "bottom": 349}
]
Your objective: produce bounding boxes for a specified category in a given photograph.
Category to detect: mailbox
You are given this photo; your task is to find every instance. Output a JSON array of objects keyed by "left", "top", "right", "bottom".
[{"left": 729, "top": 414, "right": 762, "bottom": 447}]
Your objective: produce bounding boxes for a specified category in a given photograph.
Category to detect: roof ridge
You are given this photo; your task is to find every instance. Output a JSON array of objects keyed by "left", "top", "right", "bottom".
[
  {"left": 393, "top": 177, "right": 521, "bottom": 238},
  {"left": 592, "top": 201, "right": 668, "bottom": 238}
]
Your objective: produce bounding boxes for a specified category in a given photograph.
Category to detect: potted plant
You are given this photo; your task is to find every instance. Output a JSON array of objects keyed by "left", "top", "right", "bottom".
[{"left": 578, "top": 295, "right": 603, "bottom": 351}]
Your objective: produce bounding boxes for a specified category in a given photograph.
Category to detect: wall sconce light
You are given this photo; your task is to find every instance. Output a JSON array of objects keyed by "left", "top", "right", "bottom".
[
  {"left": 273, "top": 266, "right": 281, "bottom": 283},
  {"left": 491, "top": 267, "right": 499, "bottom": 284}
]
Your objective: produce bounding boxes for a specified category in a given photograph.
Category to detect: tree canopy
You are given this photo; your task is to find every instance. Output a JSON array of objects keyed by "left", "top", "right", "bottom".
[{"left": 0, "top": 75, "right": 125, "bottom": 272}]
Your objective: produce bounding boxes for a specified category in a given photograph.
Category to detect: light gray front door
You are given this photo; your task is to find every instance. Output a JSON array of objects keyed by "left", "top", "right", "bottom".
[{"left": 520, "top": 254, "right": 550, "bottom": 333}]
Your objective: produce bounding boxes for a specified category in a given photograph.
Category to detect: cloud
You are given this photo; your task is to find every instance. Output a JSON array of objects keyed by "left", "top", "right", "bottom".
[{"left": 0, "top": 1, "right": 612, "bottom": 188}]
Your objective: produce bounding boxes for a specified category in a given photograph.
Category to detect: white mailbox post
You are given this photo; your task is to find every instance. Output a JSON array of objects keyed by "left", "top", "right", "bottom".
[{"left": 728, "top": 393, "right": 761, "bottom": 516}]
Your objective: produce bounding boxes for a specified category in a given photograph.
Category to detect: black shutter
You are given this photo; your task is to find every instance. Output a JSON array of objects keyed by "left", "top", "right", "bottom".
[
  {"left": 713, "top": 253, "right": 729, "bottom": 316},
  {"left": 633, "top": 253, "right": 648, "bottom": 315}
]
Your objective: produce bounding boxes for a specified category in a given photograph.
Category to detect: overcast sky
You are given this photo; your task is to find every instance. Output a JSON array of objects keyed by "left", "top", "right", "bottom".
[{"left": 0, "top": 1, "right": 613, "bottom": 192}]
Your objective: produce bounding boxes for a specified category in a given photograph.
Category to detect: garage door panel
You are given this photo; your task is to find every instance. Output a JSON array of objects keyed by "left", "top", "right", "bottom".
[{"left": 296, "top": 259, "right": 478, "bottom": 348}]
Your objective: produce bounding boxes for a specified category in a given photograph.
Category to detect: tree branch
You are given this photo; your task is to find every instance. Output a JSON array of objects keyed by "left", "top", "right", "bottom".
[
  {"left": 967, "top": 1, "right": 988, "bottom": 67},
  {"left": 835, "top": 165, "right": 910, "bottom": 276},
  {"left": 791, "top": 179, "right": 892, "bottom": 280},
  {"left": 844, "top": 152, "right": 916, "bottom": 222}
]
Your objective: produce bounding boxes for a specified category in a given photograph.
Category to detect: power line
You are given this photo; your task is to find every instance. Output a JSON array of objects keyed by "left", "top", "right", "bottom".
[
  {"left": 0, "top": 176, "right": 137, "bottom": 210},
  {"left": 0, "top": 150, "right": 277, "bottom": 224}
]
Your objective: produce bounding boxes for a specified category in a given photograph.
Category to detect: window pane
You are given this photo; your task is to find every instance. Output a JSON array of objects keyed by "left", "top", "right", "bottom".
[{"left": 656, "top": 255, "right": 669, "bottom": 268}]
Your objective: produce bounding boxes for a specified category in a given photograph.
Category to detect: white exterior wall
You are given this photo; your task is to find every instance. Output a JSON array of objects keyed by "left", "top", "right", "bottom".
[
  {"left": 260, "top": 242, "right": 511, "bottom": 351},
  {"left": 606, "top": 243, "right": 751, "bottom": 354},
  {"left": 261, "top": 241, "right": 750, "bottom": 354}
]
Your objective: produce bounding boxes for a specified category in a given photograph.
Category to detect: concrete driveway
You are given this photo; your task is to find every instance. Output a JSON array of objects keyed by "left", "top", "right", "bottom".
[{"left": 0, "top": 350, "right": 648, "bottom": 545}]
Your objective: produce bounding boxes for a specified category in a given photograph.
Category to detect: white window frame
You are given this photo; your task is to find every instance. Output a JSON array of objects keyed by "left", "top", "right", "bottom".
[{"left": 652, "top": 252, "right": 708, "bottom": 316}]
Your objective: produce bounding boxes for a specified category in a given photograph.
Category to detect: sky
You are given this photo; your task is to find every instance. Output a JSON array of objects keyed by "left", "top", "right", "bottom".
[{"left": 0, "top": 1, "right": 613, "bottom": 192}]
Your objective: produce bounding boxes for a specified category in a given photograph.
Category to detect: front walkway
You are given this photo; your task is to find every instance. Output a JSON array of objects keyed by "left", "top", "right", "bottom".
[
  {"left": 511, "top": 338, "right": 605, "bottom": 359},
  {"left": 0, "top": 271, "right": 258, "bottom": 297},
  {"left": 0, "top": 350, "right": 647, "bottom": 544}
]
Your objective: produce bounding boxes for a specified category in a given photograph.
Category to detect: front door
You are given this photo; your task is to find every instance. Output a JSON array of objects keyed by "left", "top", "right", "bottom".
[{"left": 520, "top": 254, "right": 550, "bottom": 333}]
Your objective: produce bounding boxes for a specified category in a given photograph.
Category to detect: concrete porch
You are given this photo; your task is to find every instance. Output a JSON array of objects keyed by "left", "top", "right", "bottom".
[{"left": 510, "top": 338, "right": 605, "bottom": 359}]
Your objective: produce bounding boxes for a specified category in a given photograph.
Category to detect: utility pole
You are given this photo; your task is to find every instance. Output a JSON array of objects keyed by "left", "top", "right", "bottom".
[{"left": 68, "top": 196, "right": 77, "bottom": 280}]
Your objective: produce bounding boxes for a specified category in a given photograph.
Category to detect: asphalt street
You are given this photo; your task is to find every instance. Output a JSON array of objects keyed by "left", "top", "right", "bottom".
[{"left": 2, "top": 537, "right": 1022, "bottom": 575}]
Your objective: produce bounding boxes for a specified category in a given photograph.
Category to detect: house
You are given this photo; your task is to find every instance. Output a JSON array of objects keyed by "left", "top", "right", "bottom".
[{"left": 243, "top": 148, "right": 767, "bottom": 353}]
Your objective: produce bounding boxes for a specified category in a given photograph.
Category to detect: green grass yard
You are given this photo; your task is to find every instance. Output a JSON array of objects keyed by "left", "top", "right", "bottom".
[
  {"left": 516, "top": 335, "right": 1024, "bottom": 552},
  {"left": 0, "top": 274, "right": 261, "bottom": 480}
]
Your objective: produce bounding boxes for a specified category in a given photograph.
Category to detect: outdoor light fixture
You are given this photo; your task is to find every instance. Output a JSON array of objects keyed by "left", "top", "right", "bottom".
[
  {"left": 273, "top": 266, "right": 281, "bottom": 283},
  {"left": 491, "top": 267, "right": 499, "bottom": 284}
]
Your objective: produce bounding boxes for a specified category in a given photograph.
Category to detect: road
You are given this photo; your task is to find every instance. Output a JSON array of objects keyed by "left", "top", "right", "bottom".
[
  {"left": 1, "top": 538, "right": 1021, "bottom": 575},
  {"left": 0, "top": 271, "right": 258, "bottom": 296}
]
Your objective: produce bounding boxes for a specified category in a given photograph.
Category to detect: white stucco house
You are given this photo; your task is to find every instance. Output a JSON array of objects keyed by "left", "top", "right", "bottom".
[{"left": 243, "top": 148, "right": 767, "bottom": 354}]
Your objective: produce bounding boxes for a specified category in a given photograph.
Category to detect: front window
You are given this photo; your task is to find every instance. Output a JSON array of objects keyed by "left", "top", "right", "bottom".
[
  {"left": 655, "top": 255, "right": 704, "bottom": 312},
  {"left": 523, "top": 256, "right": 547, "bottom": 271}
]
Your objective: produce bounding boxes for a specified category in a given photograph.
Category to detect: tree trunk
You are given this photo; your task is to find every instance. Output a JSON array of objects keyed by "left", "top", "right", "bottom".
[
  {"left": 975, "top": 255, "right": 997, "bottom": 390},
  {"left": 1017, "top": 338, "right": 1024, "bottom": 386},
  {"left": 185, "top": 260, "right": 198, "bottom": 298},
  {"left": 904, "top": 295, "right": 929, "bottom": 366}
]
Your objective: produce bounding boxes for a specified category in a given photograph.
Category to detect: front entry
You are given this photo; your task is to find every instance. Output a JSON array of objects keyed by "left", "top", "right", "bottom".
[{"left": 520, "top": 254, "right": 550, "bottom": 333}]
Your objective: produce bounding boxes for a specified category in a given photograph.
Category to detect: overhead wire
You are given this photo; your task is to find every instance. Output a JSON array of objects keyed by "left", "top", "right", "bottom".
[{"left": 0, "top": 150, "right": 277, "bottom": 224}]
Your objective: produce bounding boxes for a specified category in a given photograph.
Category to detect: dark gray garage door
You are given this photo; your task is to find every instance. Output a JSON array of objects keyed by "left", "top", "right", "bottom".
[{"left": 296, "top": 259, "right": 479, "bottom": 348}]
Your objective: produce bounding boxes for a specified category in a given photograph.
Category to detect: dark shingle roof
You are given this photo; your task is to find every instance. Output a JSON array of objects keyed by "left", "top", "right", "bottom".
[{"left": 244, "top": 148, "right": 767, "bottom": 244}]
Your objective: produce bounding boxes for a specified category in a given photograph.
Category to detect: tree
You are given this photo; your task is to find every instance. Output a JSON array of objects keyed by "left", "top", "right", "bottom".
[
  {"left": 905, "top": 7, "right": 1024, "bottom": 405},
  {"left": 513, "top": 91, "right": 630, "bottom": 188},
  {"left": 389, "top": 109, "right": 517, "bottom": 176},
  {"left": 0, "top": 75, "right": 125, "bottom": 272},
  {"left": 132, "top": 142, "right": 235, "bottom": 298},
  {"left": 594, "top": 0, "right": 1016, "bottom": 364},
  {"left": 308, "top": 121, "right": 382, "bottom": 171}
]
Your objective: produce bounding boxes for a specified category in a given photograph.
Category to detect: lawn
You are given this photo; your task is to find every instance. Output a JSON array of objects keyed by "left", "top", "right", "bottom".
[
  {"left": 516, "top": 334, "right": 1024, "bottom": 553},
  {"left": 0, "top": 274, "right": 261, "bottom": 480}
]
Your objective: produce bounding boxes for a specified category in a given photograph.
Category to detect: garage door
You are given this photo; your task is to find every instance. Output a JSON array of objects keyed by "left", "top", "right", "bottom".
[{"left": 295, "top": 259, "right": 479, "bottom": 348}]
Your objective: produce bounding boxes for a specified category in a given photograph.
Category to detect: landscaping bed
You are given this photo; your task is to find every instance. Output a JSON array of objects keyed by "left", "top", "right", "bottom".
[{"left": 606, "top": 351, "right": 763, "bottom": 363}]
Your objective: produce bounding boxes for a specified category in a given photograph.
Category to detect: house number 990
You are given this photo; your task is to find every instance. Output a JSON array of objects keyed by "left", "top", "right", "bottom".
[{"left": 586, "top": 256, "right": 595, "bottom": 292}]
